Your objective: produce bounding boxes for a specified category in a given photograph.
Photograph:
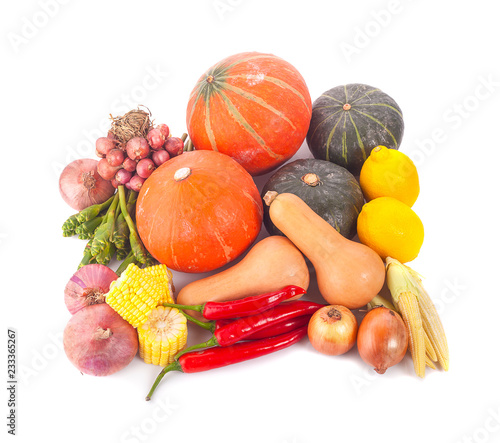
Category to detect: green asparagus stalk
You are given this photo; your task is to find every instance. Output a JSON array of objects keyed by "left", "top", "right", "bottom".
[
  {"left": 76, "top": 194, "right": 115, "bottom": 224},
  {"left": 118, "top": 186, "right": 148, "bottom": 264}
]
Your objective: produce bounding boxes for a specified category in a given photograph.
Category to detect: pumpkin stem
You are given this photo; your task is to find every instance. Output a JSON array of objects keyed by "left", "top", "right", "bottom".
[
  {"left": 174, "top": 167, "right": 191, "bottom": 181},
  {"left": 301, "top": 173, "right": 321, "bottom": 187},
  {"left": 343, "top": 103, "right": 351, "bottom": 111},
  {"left": 206, "top": 75, "right": 215, "bottom": 84}
]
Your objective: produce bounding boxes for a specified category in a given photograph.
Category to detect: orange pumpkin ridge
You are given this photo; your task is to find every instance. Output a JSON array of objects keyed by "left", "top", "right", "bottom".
[{"left": 186, "top": 51, "right": 312, "bottom": 176}]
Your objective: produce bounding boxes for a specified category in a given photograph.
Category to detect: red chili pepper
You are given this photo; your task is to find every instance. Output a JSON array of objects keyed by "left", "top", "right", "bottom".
[
  {"left": 163, "top": 285, "right": 306, "bottom": 320},
  {"left": 145, "top": 325, "right": 308, "bottom": 400},
  {"left": 242, "top": 315, "right": 312, "bottom": 340},
  {"left": 186, "top": 312, "right": 312, "bottom": 340},
  {"left": 176, "top": 300, "right": 323, "bottom": 358}
]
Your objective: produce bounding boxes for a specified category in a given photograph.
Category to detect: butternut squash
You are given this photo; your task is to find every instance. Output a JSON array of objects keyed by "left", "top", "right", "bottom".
[
  {"left": 176, "top": 235, "right": 310, "bottom": 310},
  {"left": 264, "top": 191, "right": 385, "bottom": 309}
]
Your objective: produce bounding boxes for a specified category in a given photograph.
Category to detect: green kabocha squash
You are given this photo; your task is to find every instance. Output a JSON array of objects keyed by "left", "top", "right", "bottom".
[
  {"left": 306, "top": 83, "right": 404, "bottom": 175},
  {"left": 261, "top": 158, "right": 364, "bottom": 239}
]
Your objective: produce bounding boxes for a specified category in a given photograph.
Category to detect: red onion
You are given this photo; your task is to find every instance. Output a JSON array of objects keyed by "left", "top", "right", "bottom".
[
  {"left": 128, "top": 174, "right": 145, "bottom": 192},
  {"left": 63, "top": 304, "right": 138, "bottom": 376},
  {"left": 96, "top": 137, "right": 116, "bottom": 157},
  {"left": 64, "top": 264, "right": 118, "bottom": 314},
  {"left": 157, "top": 123, "right": 170, "bottom": 139},
  {"left": 115, "top": 168, "right": 132, "bottom": 185},
  {"left": 59, "top": 159, "right": 115, "bottom": 211},
  {"left": 123, "top": 157, "right": 137, "bottom": 172},
  {"left": 136, "top": 158, "right": 156, "bottom": 179},
  {"left": 106, "top": 148, "right": 125, "bottom": 167},
  {"left": 152, "top": 149, "right": 170, "bottom": 166},
  {"left": 97, "top": 158, "right": 121, "bottom": 181},
  {"left": 147, "top": 128, "right": 165, "bottom": 150},
  {"left": 126, "top": 137, "right": 150, "bottom": 160},
  {"left": 164, "top": 137, "right": 184, "bottom": 157}
]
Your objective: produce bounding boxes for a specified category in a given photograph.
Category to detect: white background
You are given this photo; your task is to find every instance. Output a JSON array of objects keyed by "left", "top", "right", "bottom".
[{"left": 2, "top": 1, "right": 500, "bottom": 442}]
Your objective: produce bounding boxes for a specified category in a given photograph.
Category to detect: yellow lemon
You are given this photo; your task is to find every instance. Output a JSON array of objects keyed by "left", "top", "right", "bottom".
[
  {"left": 360, "top": 146, "right": 419, "bottom": 207},
  {"left": 357, "top": 197, "right": 424, "bottom": 263}
]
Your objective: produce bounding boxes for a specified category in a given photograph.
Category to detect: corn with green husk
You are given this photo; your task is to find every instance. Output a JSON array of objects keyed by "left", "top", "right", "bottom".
[{"left": 385, "top": 257, "right": 449, "bottom": 377}]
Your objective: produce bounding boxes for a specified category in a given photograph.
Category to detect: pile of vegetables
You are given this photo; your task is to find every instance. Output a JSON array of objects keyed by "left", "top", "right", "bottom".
[
  {"left": 59, "top": 51, "right": 449, "bottom": 400},
  {"left": 60, "top": 108, "right": 190, "bottom": 271}
]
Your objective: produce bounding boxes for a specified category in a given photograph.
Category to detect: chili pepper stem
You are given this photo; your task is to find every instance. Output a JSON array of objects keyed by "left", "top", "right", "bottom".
[
  {"left": 174, "top": 336, "right": 218, "bottom": 361},
  {"left": 163, "top": 302, "right": 203, "bottom": 314},
  {"left": 177, "top": 310, "right": 215, "bottom": 332},
  {"left": 146, "top": 360, "right": 182, "bottom": 401}
]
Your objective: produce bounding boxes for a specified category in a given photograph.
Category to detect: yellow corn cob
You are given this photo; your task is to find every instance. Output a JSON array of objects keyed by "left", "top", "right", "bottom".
[
  {"left": 143, "top": 264, "right": 175, "bottom": 305},
  {"left": 106, "top": 263, "right": 164, "bottom": 327},
  {"left": 138, "top": 306, "right": 188, "bottom": 366},
  {"left": 406, "top": 267, "right": 449, "bottom": 371},
  {"left": 386, "top": 257, "right": 450, "bottom": 377},
  {"left": 426, "top": 355, "right": 437, "bottom": 370},
  {"left": 425, "top": 330, "right": 438, "bottom": 362},
  {"left": 386, "top": 257, "right": 426, "bottom": 378}
]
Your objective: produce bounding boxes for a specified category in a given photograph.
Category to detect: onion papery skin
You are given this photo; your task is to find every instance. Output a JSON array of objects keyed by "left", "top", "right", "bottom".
[
  {"left": 63, "top": 304, "right": 138, "bottom": 376},
  {"left": 59, "top": 159, "right": 115, "bottom": 211},
  {"left": 64, "top": 264, "right": 118, "bottom": 314},
  {"left": 307, "top": 305, "right": 358, "bottom": 356},
  {"left": 357, "top": 306, "right": 409, "bottom": 374}
]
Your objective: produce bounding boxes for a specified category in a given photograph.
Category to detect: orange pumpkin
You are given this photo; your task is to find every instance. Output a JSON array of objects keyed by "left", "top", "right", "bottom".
[
  {"left": 136, "top": 150, "right": 263, "bottom": 273},
  {"left": 186, "top": 52, "right": 312, "bottom": 176}
]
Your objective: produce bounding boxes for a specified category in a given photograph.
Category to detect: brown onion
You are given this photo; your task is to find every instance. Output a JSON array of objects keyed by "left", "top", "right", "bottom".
[
  {"left": 64, "top": 264, "right": 118, "bottom": 314},
  {"left": 63, "top": 304, "right": 138, "bottom": 376},
  {"left": 357, "top": 306, "right": 408, "bottom": 374},
  {"left": 59, "top": 159, "right": 115, "bottom": 211},
  {"left": 308, "top": 305, "right": 358, "bottom": 356}
]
